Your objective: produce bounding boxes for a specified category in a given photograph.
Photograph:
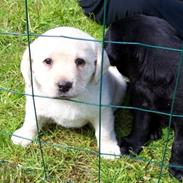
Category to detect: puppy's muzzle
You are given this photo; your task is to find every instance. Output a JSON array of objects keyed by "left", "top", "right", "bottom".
[{"left": 57, "top": 81, "right": 73, "bottom": 93}]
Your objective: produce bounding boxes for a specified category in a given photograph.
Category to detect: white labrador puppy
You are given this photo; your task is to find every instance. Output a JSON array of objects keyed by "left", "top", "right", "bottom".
[{"left": 11, "top": 27, "right": 126, "bottom": 159}]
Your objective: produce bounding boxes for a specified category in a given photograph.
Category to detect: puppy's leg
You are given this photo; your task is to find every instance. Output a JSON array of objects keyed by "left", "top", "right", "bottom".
[
  {"left": 120, "top": 85, "right": 154, "bottom": 154},
  {"left": 11, "top": 97, "right": 42, "bottom": 146},
  {"left": 169, "top": 118, "right": 183, "bottom": 181},
  {"left": 149, "top": 114, "right": 162, "bottom": 140},
  {"left": 120, "top": 110, "right": 152, "bottom": 154},
  {"left": 94, "top": 108, "right": 121, "bottom": 160}
]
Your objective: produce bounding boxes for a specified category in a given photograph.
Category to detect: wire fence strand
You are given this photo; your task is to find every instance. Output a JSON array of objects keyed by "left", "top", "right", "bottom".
[{"left": 24, "top": 0, "right": 47, "bottom": 179}]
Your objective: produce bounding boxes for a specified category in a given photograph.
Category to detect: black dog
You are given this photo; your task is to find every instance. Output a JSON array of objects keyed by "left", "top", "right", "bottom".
[{"left": 105, "top": 15, "right": 183, "bottom": 181}]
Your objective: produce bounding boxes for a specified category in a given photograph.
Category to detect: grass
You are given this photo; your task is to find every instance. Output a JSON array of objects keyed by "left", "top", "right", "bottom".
[{"left": 0, "top": 0, "right": 180, "bottom": 182}]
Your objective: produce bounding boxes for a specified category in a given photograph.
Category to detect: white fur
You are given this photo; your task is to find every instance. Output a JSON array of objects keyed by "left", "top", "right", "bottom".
[{"left": 11, "top": 27, "right": 126, "bottom": 159}]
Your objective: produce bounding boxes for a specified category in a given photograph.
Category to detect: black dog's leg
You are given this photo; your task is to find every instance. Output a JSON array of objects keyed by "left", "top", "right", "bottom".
[
  {"left": 120, "top": 109, "right": 152, "bottom": 154},
  {"left": 169, "top": 118, "right": 183, "bottom": 181},
  {"left": 120, "top": 83, "right": 157, "bottom": 155},
  {"left": 149, "top": 115, "right": 163, "bottom": 140}
]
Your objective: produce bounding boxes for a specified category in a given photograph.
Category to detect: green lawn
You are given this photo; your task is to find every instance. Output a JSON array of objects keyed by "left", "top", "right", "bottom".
[{"left": 0, "top": 0, "right": 180, "bottom": 182}]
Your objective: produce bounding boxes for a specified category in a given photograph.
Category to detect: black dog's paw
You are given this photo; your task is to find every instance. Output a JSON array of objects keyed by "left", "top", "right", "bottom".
[
  {"left": 169, "top": 167, "right": 183, "bottom": 182},
  {"left": 119, "top": 138, "right": 142, "bottom": 155},
  {"left": 150, "top": 128, "right": 162, "bottom": 140}
]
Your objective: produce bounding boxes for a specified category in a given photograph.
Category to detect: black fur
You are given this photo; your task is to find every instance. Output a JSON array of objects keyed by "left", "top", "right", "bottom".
[{"left": 105, "top": 15, "right": 183, "bottom": 181}]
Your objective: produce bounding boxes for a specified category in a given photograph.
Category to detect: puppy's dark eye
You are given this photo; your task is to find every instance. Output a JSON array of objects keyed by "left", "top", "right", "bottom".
[
  {"left": 75, "top": 58, "right": 85, "bottom": 67},
  {"left": 43, "top": 58, "right": 53, "bottom": 65}
]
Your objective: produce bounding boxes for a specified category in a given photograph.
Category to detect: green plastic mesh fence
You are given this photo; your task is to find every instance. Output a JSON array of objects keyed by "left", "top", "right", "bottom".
[{"left": 0, "top": 0, "right": 183, "bottom": 182}]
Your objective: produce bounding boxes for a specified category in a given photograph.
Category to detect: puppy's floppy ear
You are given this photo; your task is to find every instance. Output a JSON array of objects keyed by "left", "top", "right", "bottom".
[
  {"left": 20, "top": 48, "right": 32, "bottom": 88},
  {"left": 93, "top": 44, "right": 110, "bottom": 83}
]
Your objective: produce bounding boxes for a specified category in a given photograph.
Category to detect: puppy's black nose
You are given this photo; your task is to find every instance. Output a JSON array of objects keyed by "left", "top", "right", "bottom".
[{"left": 57, "top": 81, "right": 73, "bottom": 93}]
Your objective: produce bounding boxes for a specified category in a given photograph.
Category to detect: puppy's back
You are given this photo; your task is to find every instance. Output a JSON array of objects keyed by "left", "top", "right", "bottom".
[
  {"left": 105, "top": 15, "right": 182, "bottom": 81},
  {"left": 106, "top": 15, "right": 181, "bottom": 46}
]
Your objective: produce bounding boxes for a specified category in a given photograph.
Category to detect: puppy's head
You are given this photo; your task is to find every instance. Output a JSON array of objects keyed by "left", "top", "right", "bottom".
[{"left": 21, "top": 27, "right": 110, "bottom": 98}]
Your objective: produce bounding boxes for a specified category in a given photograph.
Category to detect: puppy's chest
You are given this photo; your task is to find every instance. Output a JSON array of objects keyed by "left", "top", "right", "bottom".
[{"left": 39, "top": 99, "right": 92, "bottom": 128}]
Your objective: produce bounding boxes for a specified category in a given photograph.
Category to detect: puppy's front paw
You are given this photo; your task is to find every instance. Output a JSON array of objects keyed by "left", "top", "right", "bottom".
[
  {"left": 150, "top": 128, "right": 162, "bottom": 140},
  {"left": 11, "top": 127, "right": 36, "bottom": 147},
  {"left": 100, "top": 143, "right": 121, "bottom": 160},
  {"left": 120, "top": 138, "right": 142, "bottom": 155}
]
